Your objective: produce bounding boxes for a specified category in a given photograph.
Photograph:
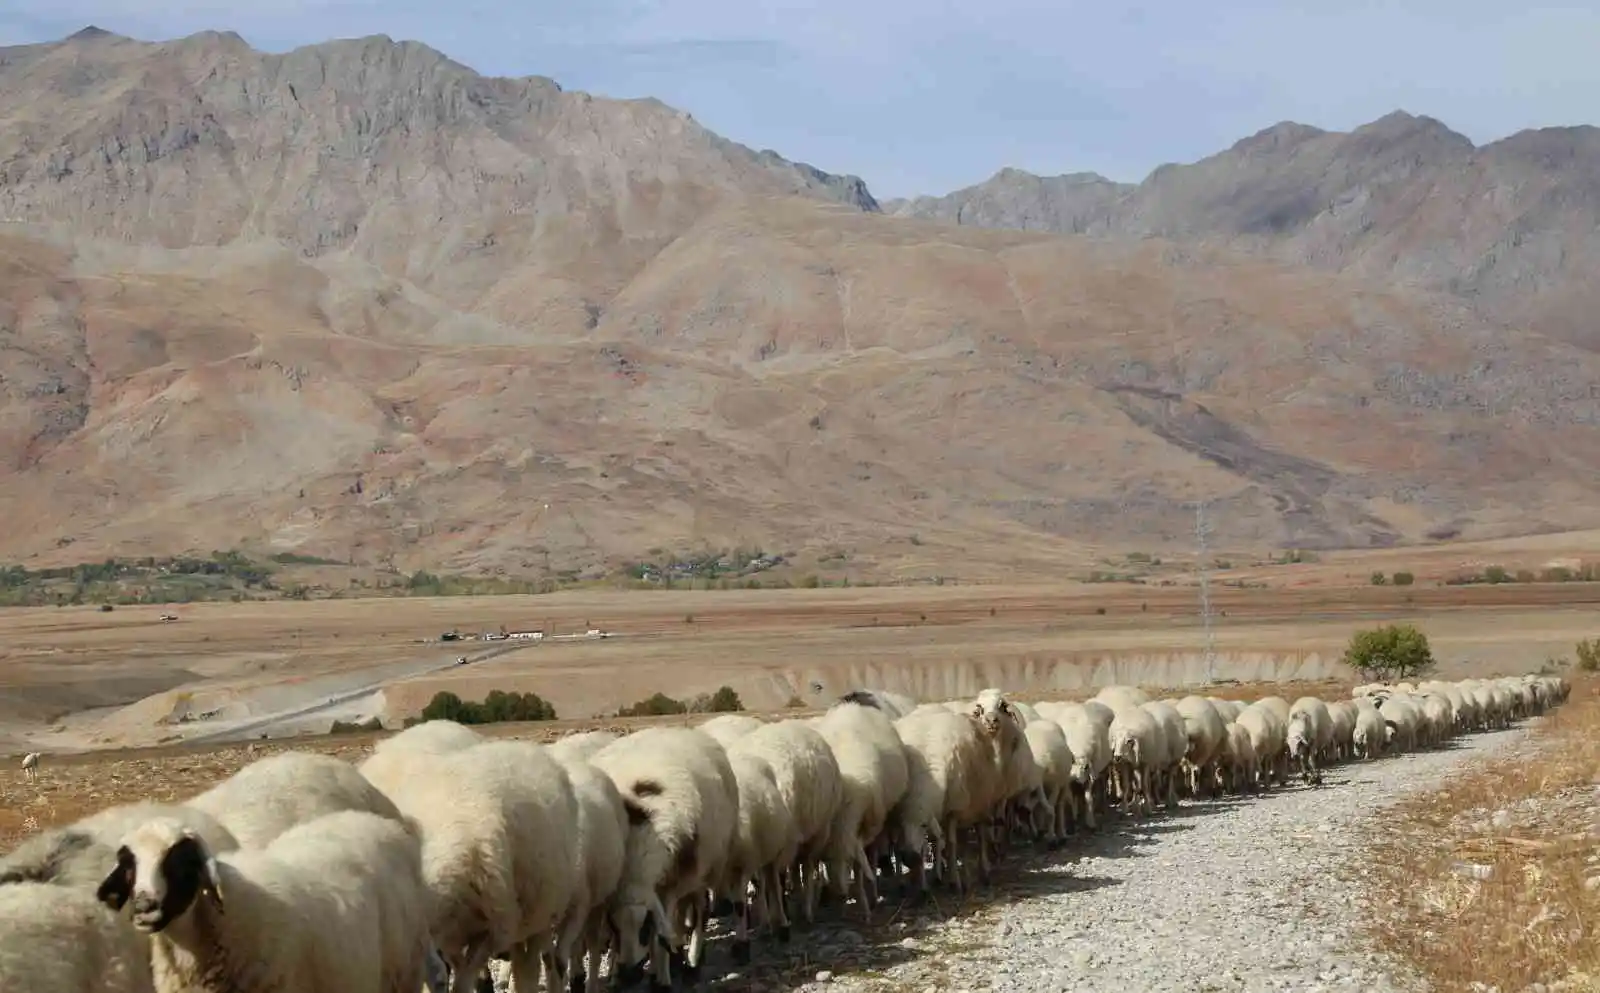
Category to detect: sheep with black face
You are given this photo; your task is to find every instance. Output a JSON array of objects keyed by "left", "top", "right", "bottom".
[{"left": 95, "top": 811, "right": 433, "bottom": 993}]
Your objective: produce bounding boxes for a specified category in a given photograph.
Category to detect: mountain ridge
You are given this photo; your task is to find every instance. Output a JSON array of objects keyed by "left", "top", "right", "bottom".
[
  {"left": 2, "top": 28, "right": 1599, "bottom": 579},
  {"left": 884, "top": 111, "right": 1600, "bottom": 350}
]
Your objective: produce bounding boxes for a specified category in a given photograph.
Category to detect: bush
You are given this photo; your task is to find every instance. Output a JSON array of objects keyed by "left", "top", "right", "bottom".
[
  {"left": 617, "top": 685, "right": 744, "bottom": 717},
  {"left": 1392, "top": 571, "right": 1415, "bottom": 586},
  {"left": 617, "top": 692, "right": 689, "bottom": 717},
  {"left": 330, "top": 716, "right": 384, "bottom": 734},
  {"left": 1370, "top": 571, "right": 1387, "bottom": 585},
  {"left": 419, "top": 689, "right": 557, "bottom": 724},
  {"left": 1343, "top": 623, "right": 1437, "bottom": 682},
  {"left": 1577, "top": 638, "right": 1600, "bottom": 673},
  {"left": 690, "top": 686, "right": 744, "bottom": 713}
]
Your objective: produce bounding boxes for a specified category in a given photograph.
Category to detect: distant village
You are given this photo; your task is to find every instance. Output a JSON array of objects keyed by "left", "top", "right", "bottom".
[{"left": 439, "top": 626, "right": 610, "bottom": 644}]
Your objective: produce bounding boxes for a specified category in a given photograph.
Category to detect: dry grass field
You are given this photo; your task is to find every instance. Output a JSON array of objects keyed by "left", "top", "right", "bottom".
[
  {"left": 0, "top": 568, "right": 1597, "bottom": 855},
  {"left": 1366, "top": 677, "right": 1600, "bottom": 992}
]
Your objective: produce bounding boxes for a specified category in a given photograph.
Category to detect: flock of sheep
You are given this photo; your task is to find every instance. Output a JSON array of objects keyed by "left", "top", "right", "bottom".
[{"left": 0, "top": 671, "right": 1568, "bottom": 993}]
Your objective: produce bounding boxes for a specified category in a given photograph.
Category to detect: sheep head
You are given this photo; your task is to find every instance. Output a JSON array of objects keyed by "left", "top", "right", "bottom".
[
  {"left": 971, "top": 689, "right": 1012, "bottom": 737},
  {"left": 97, "top": 818, "right": 224, "bottom": 933}
]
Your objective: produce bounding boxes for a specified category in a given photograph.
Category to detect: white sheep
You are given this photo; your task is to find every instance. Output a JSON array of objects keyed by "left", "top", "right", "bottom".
[
  {"left": 1106, "top": 704, "right": 1159, "bottom": 816},
  {"left": 1173, "top": 696, "right": 1228, "bottom": 798},
  {"left": 725, "top": 718, "right": 843, "bottom": 932},
  {"left": 588, "top": 726, "right": 740, "bottom": 989},
  {"left": 362, "top": 739, "right": 579, "bottom": 993},
  {"left": 1218, "top": 721, "right": 1258, "bottom": 794},
  {"left": 1285, "top": 697, "right": 1333, "bottom": 784},
  {"left": 836, "top": 689, "right": 918, "bottom": 719},
  {"left": 1351, "top": 701, "right": 1387, "bottom": 760},
  {"left": 1020, "top": 718, "right": 1076, "bottom": 843},
  {"left": 1139, "top": 700, "right": 1188, "bottom": 810},
  {"left": 1378, "top": 694, "right": 1423, "bottom": 752},
  {"left": 696, "top": 714, "right": 766, "bottom": 747},
  {"left": 970, "top": 688, "right": 1038, "bottom": 850},
  {"left": 1, "top": 802, "right": 239, "bottom": 891},
  {"left": 356, "top": 719, "right": 485, "bottom": 788},
  {"left": 0, "top": 880, "right": 154, "bottom": 993},
  {"left": 21, "top": 752, "right": 40, "bottom": 783},
  {"left": 1235, "top": 703, "right": 1288, "bottom": 788},
  {"left": 1093, "top": 684, "right": 1150, "bottom": 710},
  {"left": 718, "top": 749, "right": 797, "bottom": 964},
  {"left": 888, "top": 708, "right": 1000, "bottom": 896},
  {"left": 814, "top": 699, "right": 910, "bottom": 923},
  {"left": 1032, "top": 701, "right": 1111, "bottom": 830},
  {"left": 1324, "top": 700, "right": 1358, "bottom": 761},
  {"left": 185, "top": 751, "right": 404, "bottom": 848},
  {"left": 95, "top": 810, "right": 433, "bottom": 993},
  {"left": 542, "top": 752, "right": 630, "bottom": 993},
  {"left": 546, "top": 730, "right": 620, "bottom": 764}
]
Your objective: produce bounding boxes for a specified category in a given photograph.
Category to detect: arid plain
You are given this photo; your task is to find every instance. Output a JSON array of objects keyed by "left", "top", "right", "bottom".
[{"left": 3, "top": 529, "right": 1596, "bottom": 760}]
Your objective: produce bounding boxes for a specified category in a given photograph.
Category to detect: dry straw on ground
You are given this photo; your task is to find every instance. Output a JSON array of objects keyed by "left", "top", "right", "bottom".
[{"left": 1366, "top": 675, "right": 1600, "bottom": 993}]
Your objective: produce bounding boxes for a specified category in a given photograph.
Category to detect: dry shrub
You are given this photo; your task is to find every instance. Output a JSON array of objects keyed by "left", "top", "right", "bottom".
[{"left": 1367, "top": 678, "right": 1600, "bottom": 992}]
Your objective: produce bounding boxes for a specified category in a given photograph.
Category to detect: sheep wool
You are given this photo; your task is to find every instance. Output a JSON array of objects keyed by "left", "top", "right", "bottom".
[
  {"left": 0, "top": 881, "right": 155, "bottom": 993},
  {"left": 1, "top": 802, "right": 239, "bottom": 891},
  {"left": 186, "top": 751, "right": 405, "bottom": 849}
]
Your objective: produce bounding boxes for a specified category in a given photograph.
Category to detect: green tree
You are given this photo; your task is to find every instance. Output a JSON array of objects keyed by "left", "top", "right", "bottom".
[
  {"left": 420, "top": 690, "right": 469, "bottom": 723},
  {"left": 1342, "top": 623, "right": 1437, "bottom": 682},
  {"left": 1370, "top": 571, "right": 1387, "bottom": 585},
  {"left": 1391, "top": 571, "right": 1415, "bottom": 586},
  {"left": 618, "top": 692, "right": 689, "bottom": 717}
]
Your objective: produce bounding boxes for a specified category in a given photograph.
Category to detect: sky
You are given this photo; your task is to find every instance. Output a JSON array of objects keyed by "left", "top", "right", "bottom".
[{"left": 1, "top": 1, "right": 1598, "bottom": 198}]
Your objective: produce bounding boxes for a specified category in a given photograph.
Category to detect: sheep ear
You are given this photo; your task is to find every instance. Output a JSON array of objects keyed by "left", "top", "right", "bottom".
[
  {"left": 201, "top": 856, "right": 225, "bottom": 912},
  {"left": 96, "top": 847, "right": 134, "bottom": 912}
]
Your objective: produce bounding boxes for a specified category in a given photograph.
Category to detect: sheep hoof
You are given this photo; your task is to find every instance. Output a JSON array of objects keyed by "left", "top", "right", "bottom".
[
  {"left": 681, "top": 958, "right": 702, "bottom": 982},
  {"left": 776, "top": 924, "right": 792, "bottom": 943},
  {"left": 731, "top": 940, "right": 751, "bottom": 965},
  {"left": 649, "top": 981, "right": 673, "bottom": 993},
  {"left": 568, "top": 970, "right": 585, "bottom": 993}
]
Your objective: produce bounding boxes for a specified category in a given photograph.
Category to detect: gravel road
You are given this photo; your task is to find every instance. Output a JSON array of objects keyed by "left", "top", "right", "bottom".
[{"left": 705, "top": 722, "right": 1538, "bottom": 993}]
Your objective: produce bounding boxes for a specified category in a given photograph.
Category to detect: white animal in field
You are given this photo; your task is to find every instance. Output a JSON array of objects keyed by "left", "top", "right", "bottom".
[{"left": 21, "top": 753, "right": 39, "bottom": 783}]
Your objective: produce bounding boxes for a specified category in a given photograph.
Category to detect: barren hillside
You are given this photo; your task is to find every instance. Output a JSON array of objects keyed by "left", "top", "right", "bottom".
[
  {"left": 885, "top": 112, "right": 1600, "bottom": 350},
  {"left": 2, "top": 30, "right": 1599, "bottom": 578}
]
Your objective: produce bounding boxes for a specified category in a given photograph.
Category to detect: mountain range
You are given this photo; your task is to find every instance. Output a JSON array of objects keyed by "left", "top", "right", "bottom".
[{"left": 1, "top": 26, "right": 1598, "bottom": 581}]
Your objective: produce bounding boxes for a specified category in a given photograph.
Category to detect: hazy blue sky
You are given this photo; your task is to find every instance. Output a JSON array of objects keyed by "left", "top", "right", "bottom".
[{"left": 2, "top": 1, "right": 1597, "bottom": 197}]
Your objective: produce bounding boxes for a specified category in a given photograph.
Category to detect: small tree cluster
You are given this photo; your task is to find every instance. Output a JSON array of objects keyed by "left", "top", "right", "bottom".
[
  {"left": 616, "top": 685, "right": 745, "bottom": 718},
  {"left": 330, "top": 716, "right": 384, "bottom": 734},
  {"left": 420, "top": 689, "right": 558, "bottom": 724},
  {"left": 1343, "top": 623, "right": 1437, "bottom": 682}
]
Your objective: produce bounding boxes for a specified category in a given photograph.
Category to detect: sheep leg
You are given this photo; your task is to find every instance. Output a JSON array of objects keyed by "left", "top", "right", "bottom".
[
  {"left": 683, "top": 890, "right": 710, "bottom": 978},
  {"left": 943, "top": 818, "right": 965, "bottom": 896},
  {"left": 729, "top": 875, "right": 753, "bottom": 964},
  {"left": 851, "top": 842, "right": 878, "bottom": 923},
  {"left": 449, "top": 942, "right": 495, "bottom": 993},
  {"left": 762, "top": 862, "right": 791, "bottom": 940}
]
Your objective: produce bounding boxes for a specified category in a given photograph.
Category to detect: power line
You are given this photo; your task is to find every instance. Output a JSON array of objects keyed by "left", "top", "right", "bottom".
[{"left": 1194, "top": 500, "right": 1218, "bottom": 684}]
